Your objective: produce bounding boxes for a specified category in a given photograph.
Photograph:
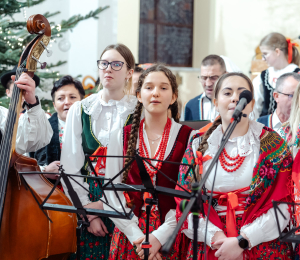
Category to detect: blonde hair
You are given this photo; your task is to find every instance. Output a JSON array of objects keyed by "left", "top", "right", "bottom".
[
  {"left": 260, "top": 32, "right": 300, "bottom": 65},
  {"left": 287, "top": 81, "right": 300, "bottom": 145}
]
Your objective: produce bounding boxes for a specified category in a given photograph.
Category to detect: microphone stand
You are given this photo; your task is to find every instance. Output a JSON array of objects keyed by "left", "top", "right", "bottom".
[{"left": 162, "top": 111, "right": 246, "bottom": 260}]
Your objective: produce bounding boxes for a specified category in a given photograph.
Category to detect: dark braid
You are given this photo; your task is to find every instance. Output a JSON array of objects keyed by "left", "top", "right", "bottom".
[
  {"left": 122, "top": 101, "right": 143, "bottom": 184},
  {"left": 170, "top": 101, "right": 179, "bottom": 123}
]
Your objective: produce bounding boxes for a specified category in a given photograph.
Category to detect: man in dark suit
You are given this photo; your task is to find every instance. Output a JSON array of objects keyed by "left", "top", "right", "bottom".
[{"left": 184, "top": 55, "right": 226, "bottom": 121}]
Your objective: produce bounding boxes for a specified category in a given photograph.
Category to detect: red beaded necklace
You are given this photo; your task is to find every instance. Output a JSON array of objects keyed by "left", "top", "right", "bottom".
[
  {"left": 138, "top": 117, "right": 171, "bottom": 178},
  {"left": 219, "top": 148, "right": 245, "bottom": 172}
]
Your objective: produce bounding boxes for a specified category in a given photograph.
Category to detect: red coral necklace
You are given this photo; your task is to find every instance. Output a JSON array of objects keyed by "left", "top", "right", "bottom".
[
  {"left": 139, "top": 118, "right": 171, "bottom": 177},
  {"left": 219, "top": 148, "right": 245, "bottom": 172}
]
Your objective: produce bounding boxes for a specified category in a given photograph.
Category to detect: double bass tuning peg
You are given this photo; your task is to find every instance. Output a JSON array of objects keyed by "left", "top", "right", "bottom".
[
  {"left": 40, "top": 41, "right": 52, "bottom": 57},
  {"left": 32, "top": 55, "right": 47, "bottom": 69}
]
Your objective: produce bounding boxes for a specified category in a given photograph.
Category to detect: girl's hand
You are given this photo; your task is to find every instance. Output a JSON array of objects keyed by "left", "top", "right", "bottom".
[
  {"left": 133, "top": 234, "right": 162, "bottom": 260},
  {"left": 84, "top": 201, "right": 104, "bottom": 222},
  {"left": 214, "top": 237, "right": 243, "bottom": 260},
  {"left": 87, "top": 217, "right": 108, "bottom": 237},
  {"left": 211, "top": 231, "right": 227, "bottom": 250}
]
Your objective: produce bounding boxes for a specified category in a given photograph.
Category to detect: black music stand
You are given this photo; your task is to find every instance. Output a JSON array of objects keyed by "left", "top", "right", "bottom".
[
  {"left": 19, "top": 152, "right": 199, "bottom": 260},
  {"left": 273, "top": 201, "right": 300, "bottom": 243}
]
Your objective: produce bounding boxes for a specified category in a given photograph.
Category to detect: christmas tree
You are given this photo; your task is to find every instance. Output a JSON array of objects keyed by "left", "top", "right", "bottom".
[{"left": 0, "top": 0, "right": 108, "bottom": 112}]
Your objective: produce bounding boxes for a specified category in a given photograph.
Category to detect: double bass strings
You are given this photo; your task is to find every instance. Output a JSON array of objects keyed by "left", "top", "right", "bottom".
[{"left": 0, "top": 63, "right": 26, "bottom": 193}]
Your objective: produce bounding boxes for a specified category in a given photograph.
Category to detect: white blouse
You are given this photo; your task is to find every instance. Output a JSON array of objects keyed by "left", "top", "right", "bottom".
[
  {"left": 60, "top": 91, "right": 137, "bottom": 206},
  {"left": 183, "top": 120, "right": 289, "bottom": 248},
  {"left": 252, "top": 63, "right": 298, "bottom": 118},
  {"left": 103, "top": 119, "right": 197, "bottom": 246},
  {"left": 0, "top": 104, "right": 53, "bottom": 154}
]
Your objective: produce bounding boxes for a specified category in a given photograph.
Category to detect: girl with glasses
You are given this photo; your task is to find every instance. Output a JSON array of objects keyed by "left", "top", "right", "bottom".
[
  {"left": 60, "top": 43, "right": 136, "bottom": 260},
  {"left": 175, "top": 73, "right": 293, "bottom": 259},
  {"left": 104, "top": 64, "right": 197, "bottom": 259},
  {"left": 253, "top": 32, "right": 300, "bottom": 119}
]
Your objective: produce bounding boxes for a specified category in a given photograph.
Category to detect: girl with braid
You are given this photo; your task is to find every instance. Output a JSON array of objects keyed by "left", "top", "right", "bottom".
[
  {"left": 104, "top": 64, "right": 197, "bottom": 259},
  {"left": 60, "top": 44, "right": 136, "bottom": 260},
  {"left": 175, "top": 72, "right": 293, "bottom": 259}
]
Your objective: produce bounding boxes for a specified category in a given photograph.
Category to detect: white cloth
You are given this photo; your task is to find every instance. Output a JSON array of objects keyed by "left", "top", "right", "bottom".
[
  {"left": 220, "top": 55, "right": 242, "bottom": 73},
  {"left": 199, "top": 93, "right": 219, "bottom": 122},
  {"left": 252, "top": 63, "right": 298, "bottom": 118},
  {"left": 103, "top": 119, "right": 197, "bottom": 245},
  {"left": 272, "top": 110, "right": 283, "bottom": 133},
  {"left": 60, "top": 91, "right": 137, "bottom": 207},
  {"left": 182, "top": 120, "right": 290, "bottom": 247},
  {"left": 0, "top": 104, "right": 53, "bottom": 154}
]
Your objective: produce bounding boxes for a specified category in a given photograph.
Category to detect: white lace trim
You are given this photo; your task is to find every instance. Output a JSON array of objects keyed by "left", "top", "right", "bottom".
[
  {"left": 206, "top": 120, "right": 264, "bottom": 157},
  {"left": 81, "top": 90, "right": 137, "bottom": 121}
]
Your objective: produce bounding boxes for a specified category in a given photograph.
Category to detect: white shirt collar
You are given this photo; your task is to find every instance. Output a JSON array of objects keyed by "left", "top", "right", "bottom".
[
  {"left": 272, "top": 110, "right": 283, "bottom": 131},
  {"left": 206, "top": 120, "right": 264, "bottom": 157},
  {"left": 81, "top": 89, "right": 137, "bottom": 120},
  {"left": 58, "top": 117, "right": 65, "bottom": 128},
  {"left": 198, "top": 92, "right": 212, "bottom": 102}
]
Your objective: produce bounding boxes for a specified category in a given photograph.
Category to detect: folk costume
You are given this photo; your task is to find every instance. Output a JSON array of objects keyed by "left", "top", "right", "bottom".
[
  {"left": 60, "top": 90, "right": 136, "bottom": 260},
  {"left": 104, "top": 118, "right": 196, "bottom": 259},
  {"left": 175, "top": 120, "right": 293, "bottom": 259},
  {"left": 184, "top": 93, "right": 219, "bottom": 122},
  {"left": 256, "top": 109, "right": 282, "bottom": 133},
  {"left": 0, "top": 103, "right": 53, "bottom": 154},
  {"left": 253, "top": 63, "right": 300, "bottom": 118}
]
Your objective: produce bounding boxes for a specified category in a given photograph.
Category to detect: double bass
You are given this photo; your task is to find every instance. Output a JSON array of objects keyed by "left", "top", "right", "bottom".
[{"left": 0, "top": 15, "right": 77, "bottom": 260}]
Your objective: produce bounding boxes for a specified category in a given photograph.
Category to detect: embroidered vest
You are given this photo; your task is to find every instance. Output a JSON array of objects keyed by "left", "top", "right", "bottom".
[
  {"left": 123, "top": 124, "right": 193, "bottom": 223},
  {"left": 260, "top": 67, "right": 300, "bottom": 116},
  {"left": 185, "top": 94, "right": 203, "bottom": 120},
  {"left": 80, "top": 106, "right": 133, "bottom": 177}
]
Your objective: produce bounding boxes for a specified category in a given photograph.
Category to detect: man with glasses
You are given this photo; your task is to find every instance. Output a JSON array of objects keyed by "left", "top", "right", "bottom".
[
  {"left": 184, "top": 55, "right": 226, "bottom": 121},
  {"left": 257, "top": 72, "right": 300, "bottom": 132}
]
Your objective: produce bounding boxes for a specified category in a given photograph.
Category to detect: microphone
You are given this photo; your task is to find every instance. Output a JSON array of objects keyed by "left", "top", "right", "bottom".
[{"left": 232, "top": 90, "right": 252, "bottom": 120}]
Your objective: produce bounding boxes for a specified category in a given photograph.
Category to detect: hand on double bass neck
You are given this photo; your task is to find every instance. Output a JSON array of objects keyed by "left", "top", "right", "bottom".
[{"left": 11, "top": 73, "right": 37, "bottom": 104}]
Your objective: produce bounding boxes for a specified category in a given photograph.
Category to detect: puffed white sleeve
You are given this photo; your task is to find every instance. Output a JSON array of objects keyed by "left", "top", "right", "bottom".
[
  {"left": 14, "top": 103, "right": 52, "bottom": 154},
  {"left": 60, "top": 101, "right": 91, "bottom": 206},
  {"left": 104, "top": 128, "right": 144, "bottom": 244},
  {"left": 183, "top": 213, "right": 222, "bottom": 247},
  {"left": 0, "top": 106, "right": 8, "bottom": 134},
  {"left": 252, "top": 75, "right": 263, "bottom": 119},
  {"left": 240, "top": 204, "right": 289, "bottom": 248}
]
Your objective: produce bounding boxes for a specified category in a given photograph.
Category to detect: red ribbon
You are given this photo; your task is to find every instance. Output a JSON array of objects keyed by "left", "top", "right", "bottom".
[
  {"left": 195, "top": 151, "right": 212, "bottom": 175},
  {"left": 90, "top": 146, "right": 107, "bottom": 175},
  {"left": 286, "top": 38, "right": 299, "bottom": 64},
  {"left": 209, "top": 187, "right": 250, "bottom": 237}
]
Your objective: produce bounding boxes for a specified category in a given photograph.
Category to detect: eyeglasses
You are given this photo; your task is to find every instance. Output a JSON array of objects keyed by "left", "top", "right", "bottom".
[
  {"left": 277, "top": 91, "right": 294, "bottom": 100},
  {"left": 198, "top": 75, "right": 220, "bottom": 82},
  {"left": 97, "top": 60, "right": 125, "bottom": 71}
]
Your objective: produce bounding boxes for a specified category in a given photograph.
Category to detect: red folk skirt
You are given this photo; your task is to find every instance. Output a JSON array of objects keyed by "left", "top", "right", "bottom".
[
  {"left": 175, "top": 214, "right": 293, "bottom": 260},
  {"left": 109, "top": 210, "right": 179, "bottom": 260}
]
